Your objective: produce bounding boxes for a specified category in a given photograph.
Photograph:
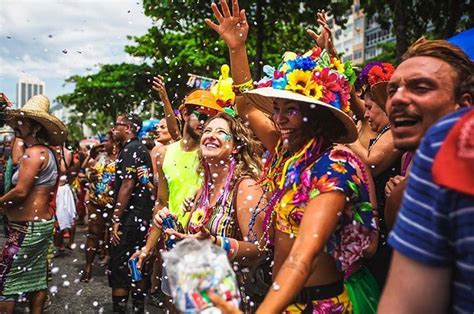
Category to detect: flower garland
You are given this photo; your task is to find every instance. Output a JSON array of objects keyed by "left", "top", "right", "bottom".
[{"left": 256, "top": 48, "right": 356, "bottom": 114}]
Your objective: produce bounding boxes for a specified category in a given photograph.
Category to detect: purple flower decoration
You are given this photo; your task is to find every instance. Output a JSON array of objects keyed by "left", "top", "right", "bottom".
[
  {"left": 313, "top": 299, "right": 345, "bottom": 313},
  {"left": 359, "top": 61, "right": 382, "bottom": 86}
]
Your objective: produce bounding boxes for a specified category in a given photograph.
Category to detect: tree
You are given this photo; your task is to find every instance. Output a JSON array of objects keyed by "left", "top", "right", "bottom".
[
  {"left": 361, "top": 0, "right": 474, "bottom": 63},
  {"left": 125, "top": 0, "right": 353, "bottom": 103},
  {"left": 57, "top": 63, "right": 156, "bottom": 122}
]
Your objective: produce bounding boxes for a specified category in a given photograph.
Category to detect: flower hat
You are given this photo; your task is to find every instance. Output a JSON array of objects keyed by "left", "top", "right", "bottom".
[
  {"left": 244, "top": 47, "right": 358, "bottom": 143},
  {"left": 359, "top": 61, "right": 395, "bottom": 111}
]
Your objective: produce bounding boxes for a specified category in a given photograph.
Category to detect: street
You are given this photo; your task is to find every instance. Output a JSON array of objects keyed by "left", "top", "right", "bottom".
[{"left": 1, "top": 224, "right": 163, "bottom": 313}]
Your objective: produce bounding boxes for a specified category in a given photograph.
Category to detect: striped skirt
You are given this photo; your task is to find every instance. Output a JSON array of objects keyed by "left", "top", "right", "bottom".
[{"left": 0, "top": 219, "right": 54, "bottom": 297}]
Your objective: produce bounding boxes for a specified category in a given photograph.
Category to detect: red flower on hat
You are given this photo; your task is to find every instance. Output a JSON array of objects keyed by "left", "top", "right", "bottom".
[{"left": 368, "top": 63, "right": 395, "bottom": 86}]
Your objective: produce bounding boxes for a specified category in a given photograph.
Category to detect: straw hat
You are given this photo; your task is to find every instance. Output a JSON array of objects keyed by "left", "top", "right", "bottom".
[
  {"left": 244, "top": 48, "right": 358, "bottom": 143},
  {"left": 6, "top": 94, "right": 67, "bottom": 146}
]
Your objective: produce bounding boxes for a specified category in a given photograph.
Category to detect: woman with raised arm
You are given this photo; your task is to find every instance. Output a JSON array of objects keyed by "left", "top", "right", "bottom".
[
  {"left": 206, "top": 1, "right": 377, "bottom": 312},
  {"left": 0, "top": 95, "right": 66, "bottom": 314}
]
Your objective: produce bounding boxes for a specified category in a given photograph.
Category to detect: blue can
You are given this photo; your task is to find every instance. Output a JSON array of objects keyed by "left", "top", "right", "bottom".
[
  {"left": 128, "top": 258, "right": 143, "bottom": 282},
  {"left": 138, "top": 165, "right": 150, "bottom": 184},
  {"left": 162, "top": 215, "right": 177, "bottom": 249}
]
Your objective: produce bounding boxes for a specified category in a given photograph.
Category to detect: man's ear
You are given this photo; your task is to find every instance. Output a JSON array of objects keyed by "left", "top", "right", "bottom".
[{"left": 458, "top": 92, "right": 472, "bottom": 108}]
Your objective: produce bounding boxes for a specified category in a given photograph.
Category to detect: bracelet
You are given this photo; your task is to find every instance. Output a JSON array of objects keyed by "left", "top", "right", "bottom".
[
  {"left": 229, "top": 238, "right": 239, "bottom": 261},
  {"left": 221, "top": 236, "right": 231, "bottom": 253},
  {"left": 233, "top": 80, "right": 254, "bottom": 95}
]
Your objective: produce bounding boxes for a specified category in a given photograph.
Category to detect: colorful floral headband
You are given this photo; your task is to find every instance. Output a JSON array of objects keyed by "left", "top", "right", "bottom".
[{"left": 256, "top": 47, "right": 356, "bottom": 113}]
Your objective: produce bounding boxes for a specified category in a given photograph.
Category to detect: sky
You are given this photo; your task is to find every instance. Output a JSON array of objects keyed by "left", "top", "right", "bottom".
[{"left": 0, "top": 0, "right": 154, "bottom": 107}]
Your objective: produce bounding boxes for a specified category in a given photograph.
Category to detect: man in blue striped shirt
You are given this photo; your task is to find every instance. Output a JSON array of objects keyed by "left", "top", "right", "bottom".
[{"left": 379, "top": 38, "right": 473, "bottom": 313}]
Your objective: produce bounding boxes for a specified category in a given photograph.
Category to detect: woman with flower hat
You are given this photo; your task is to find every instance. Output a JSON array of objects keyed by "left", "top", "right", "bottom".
[
  {"left": 0, "top": 94, "right": 66, "bottom": 313},
  {"left": 206, "top": 1, "right": 377, "bottom": 312},
  {"left": 347, "top": 62, "right": 402, "bottom": 291}
]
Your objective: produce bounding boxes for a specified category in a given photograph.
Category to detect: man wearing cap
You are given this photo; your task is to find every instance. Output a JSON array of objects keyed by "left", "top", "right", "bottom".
[{"left": 378, "top": 38, "right": 473, "bottom": 313}]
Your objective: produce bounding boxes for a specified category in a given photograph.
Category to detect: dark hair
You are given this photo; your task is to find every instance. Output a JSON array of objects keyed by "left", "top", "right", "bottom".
[
  {"left": 119, "top": 113, "right": 142, "bottom": 135},
  {"left": 460, "top": 74, "right": 474, "bottom": 99},
  {"left": 300, "top": 105, "right": 347, "bottom": 144},
  {"left": 28, "top": 119, "right": 49, "bottom": 143},
  {"left": 403, "top": 37, "right": 474, "bottom": 103},
  {"left": 141, "top": 137, "right": 155, "bottom": 150}
]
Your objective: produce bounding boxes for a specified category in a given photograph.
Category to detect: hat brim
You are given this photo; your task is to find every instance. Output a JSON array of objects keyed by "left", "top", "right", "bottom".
[
  {"left": 371, "top": 82, "right": 388, "bottom": 112},
  {"left": 184, "top": 100, "right": 223, "bottom": 112},
  {"left": 243, "top": 87, "right": 358, "bottom": 143},
  {"left": 6, "top": 109, "right": 68, "bottom": 146}
]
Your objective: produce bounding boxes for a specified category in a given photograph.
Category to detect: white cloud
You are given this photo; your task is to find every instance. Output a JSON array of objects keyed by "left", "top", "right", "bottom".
[{"left": 0, "top": 0, "right": 153, "bottom": 101}]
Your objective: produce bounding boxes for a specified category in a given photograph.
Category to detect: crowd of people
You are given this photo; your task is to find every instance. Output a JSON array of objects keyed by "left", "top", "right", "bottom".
[{"left": 0, "top": 1, "right": 473, "bottom": 313}]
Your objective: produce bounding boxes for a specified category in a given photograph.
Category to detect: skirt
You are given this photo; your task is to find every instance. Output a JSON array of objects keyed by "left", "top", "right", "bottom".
[
  {"left": 0, "top": 219, "right": 54, "bottom": 297},
  {"left": 344, "top": 267, "right": 380, "bottom": 314},
  {"left": 55, "top": 184, "right": 77, "bottom": 230},
  {"left": 285, "top": 281, "right": 352, "bottom": 313}
]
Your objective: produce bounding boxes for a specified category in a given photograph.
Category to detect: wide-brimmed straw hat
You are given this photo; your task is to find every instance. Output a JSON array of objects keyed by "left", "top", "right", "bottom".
[
  {"left": 244, "top": 48, "right": 358, "bottom": 143},
  {"left": 6, "top": 94, "right": 67, "bottom": 146}
]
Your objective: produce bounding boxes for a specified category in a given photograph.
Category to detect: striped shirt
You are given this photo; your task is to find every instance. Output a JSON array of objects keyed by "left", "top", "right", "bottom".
[{"left": 389, "top": 107, "right": 474, "bottom": 313}]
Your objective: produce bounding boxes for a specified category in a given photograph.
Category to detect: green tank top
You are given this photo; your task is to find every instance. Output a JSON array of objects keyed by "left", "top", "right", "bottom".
[{"left": 162, "top": 140, "right": 202, "bottom": 227}]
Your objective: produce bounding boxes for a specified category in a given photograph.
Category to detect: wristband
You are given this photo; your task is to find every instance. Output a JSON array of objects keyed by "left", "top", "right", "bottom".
[
  {"left": 233, "top": 80, "right": 254, "bottom": 95},
  {"left": 221, "top": 236, "right": 231, "bottom": 253},
  {"left": 229, "top": 238, "right": 239, "bottom": 261}
]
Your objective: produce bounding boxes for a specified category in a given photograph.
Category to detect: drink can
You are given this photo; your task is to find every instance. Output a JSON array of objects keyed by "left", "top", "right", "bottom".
[
  {"left": 162, "top": 215, "right": 177, "bottom": 249},
  {"left": 128, "top": 258, "right": 143, "bottom": 282},
  {"left": 138, "top": 165, "right": 150, "bottom": 184}
]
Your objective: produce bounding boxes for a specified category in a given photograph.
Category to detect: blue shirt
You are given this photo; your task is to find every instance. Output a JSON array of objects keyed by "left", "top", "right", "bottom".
[{"left": 389, "top": 107, "right": 474, "bottom": 313}]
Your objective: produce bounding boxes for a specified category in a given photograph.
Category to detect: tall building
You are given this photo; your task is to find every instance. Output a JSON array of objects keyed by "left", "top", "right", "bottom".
[
  {"left": 16, "top": 77, "right": 45, "bottom": 109},
  {"left": 329, "top": 0, "right": 395, "bottom": 65}
]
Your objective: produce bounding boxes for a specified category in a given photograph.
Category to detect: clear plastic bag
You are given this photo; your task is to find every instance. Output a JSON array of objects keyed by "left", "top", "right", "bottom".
[{"left": 162, "top": 238, "right": 241, "bottom": 313}]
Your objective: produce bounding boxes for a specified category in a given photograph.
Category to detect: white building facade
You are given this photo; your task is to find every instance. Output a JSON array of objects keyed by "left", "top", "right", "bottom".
[{"left": 16, "top": 77, "right": 45, "bottom": 109}]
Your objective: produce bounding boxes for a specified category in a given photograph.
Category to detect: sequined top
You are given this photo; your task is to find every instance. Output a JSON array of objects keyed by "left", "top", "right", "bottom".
[
  {"left": 273, "top": 147, "right": 375, "bottom": 272},
  {"left": 89, "top": 154, "right": 116, "bottom": 208},
  {"left": 187, "top": 179, "right": 241, "bottom": 239}
]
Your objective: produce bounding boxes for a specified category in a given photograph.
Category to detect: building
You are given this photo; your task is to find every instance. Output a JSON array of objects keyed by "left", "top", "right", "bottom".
[
  {"left": 329, "top": 0, "right": 395, "bottom": 65},
  {"left": 16, "top": 77, "right": 45, "bottom": 109}
]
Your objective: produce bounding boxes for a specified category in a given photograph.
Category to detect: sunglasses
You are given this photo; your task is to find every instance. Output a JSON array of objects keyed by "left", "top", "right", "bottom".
[{"left": 191, "top": 110, "right": 210, "bottom": 122}]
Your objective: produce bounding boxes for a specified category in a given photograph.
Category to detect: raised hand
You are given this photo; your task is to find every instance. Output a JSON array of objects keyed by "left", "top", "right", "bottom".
[
  {"left": 152, "top": 75, "right": 169, "bottom": 102},
  {"left": 205, "top": 0, "right": 249, "bottom": 49},
  {"left": 307, "top": 10, "right": 337, "bottom": 56}
]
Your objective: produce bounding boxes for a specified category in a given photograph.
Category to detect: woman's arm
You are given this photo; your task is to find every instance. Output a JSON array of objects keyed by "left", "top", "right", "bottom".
[
  {"left": 205, "top": 0, "right": 280, "bottom": 152},
  {"left": 152, "top": 75, "right": 181, "bottom": 141},
  {"left": 0, "top": 146, "right": 45, "bottom": 208},
  {"left": 257, "top": 191, "right": 346, "bottom": 313},
  {"left": 231, "top": 178, "right": 265, "bottom": 265},
  {"left": 350, "top": 131, "right": 402, "bottom": 177}
]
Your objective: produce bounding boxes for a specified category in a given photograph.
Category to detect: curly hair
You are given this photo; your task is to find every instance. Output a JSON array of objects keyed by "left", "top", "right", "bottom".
[
  {"left": 203, "top": 112, "right": 264, "bottom": 181},
  {"left": 403, "top": 37, "right": 474, "bottom": 103}
]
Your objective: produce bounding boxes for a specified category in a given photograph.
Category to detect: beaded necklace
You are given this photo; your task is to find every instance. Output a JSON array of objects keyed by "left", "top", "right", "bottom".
[
  {"left": 248, "top": 138, "right": 329, "bottom": 251},
  {"left": 188, "top": 158, "right": 236, "bottom": 234},
  {"left": 368, "top": 123, "right": 391, "bottom": 152}
]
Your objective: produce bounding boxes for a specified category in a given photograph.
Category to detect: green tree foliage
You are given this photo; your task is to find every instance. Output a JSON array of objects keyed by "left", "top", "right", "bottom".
[
  {"left": 361, "top": 0, "right": 474, "bottom": 63},
  {"left": 57, "top": 62, "right": 155, "bottom": 122},
  {"left": 125, "top": 0, "right": 353, "bottom": 103}
]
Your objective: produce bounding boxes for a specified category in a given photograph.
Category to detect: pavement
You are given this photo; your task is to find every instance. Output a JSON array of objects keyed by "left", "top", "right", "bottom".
[{"left": 0, "top": 223, "right": 165, "bottom": 313}]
